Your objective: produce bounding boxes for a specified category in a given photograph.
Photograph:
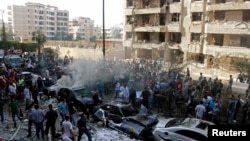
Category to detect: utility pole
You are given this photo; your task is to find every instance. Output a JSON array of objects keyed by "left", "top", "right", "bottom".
[{"left": 102, "top": 0, "right": 106, "bottom": 61}]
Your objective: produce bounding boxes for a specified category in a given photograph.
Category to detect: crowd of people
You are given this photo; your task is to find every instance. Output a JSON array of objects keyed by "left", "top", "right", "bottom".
[{"left": 0, "top": 50, "right": 250, "bottom": 141}]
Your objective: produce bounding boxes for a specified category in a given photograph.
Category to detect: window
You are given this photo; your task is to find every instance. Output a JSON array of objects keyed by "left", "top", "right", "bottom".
[
  {"left": 214, "top": 11, "right": 225, "bottom": 21},
  {"left": 192, "top": 12, "right": 202, "bottom": 21},
  {"left": 175, "top": 130, "right": 207, "bottom": 141},
  {"left": 243, "top": 10, "right": 250, "bottom": 21}
]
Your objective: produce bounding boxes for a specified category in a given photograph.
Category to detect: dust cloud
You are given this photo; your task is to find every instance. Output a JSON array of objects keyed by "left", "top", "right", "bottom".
[
  {"left": 57, "top": 58, "right": 100, "bottom": 88},
  {"left": 54, "top": 47, "right": 113, "bottom": 89}
]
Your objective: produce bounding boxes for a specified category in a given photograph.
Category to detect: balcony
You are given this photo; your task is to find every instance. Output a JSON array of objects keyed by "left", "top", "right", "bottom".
[
  {"left": 191, "top": 1, "right": 203, "bottom": 12},
  {"left": 133, "top": 42, "right": 166, "bottom": 49},
  {"left": 124, "top": 24, "right": 133, "bottom": 31},
  {"left": 134, "top": 26, "right": 166, "bottom": 32},
  {"left": 168, "top": 42, "right": 181, "bottom": 50},
  {"left": 206, "top": 21, "right": 250, "bottom": 34},
  {"left": 205, "top": 45, "right": 250, "bottom": 58},
  {"left": 134, "top": 7, "right": 166, "bottom": 14},
  {"left": 169, "top": 2, "right": 181, "bottom": 13},
  {"left": 167, "top": 22, "right": 180, "bottom": 32},
  {"left": 124, "top": 8, "right": 133, "bottom": 15},
  {"left": 190, "top": 22, "right": 202, "bottom": 33},
  {"left": 208, "top": 2, "right": 250, "bottom": 11}
]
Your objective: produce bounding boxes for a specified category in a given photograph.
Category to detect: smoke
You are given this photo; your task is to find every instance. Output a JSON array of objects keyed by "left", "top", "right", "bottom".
[{"left": 57, "top": 58, "right": 100, "bottom": 88}]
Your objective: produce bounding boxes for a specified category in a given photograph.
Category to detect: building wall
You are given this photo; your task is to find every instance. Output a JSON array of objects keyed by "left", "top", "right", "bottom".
[
  {"left": 124, "top": 0, "right": 250, "bottom": 65},
  {"left": 8, "top": 2, "right": 69, "bottom": 40}
]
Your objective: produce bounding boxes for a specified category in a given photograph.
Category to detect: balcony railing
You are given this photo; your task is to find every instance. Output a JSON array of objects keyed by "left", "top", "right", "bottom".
[
  {"left": 190, "top": 22, "right": 202, "bottom": 33},
  {"left": 205, "top": 45, "right": 250, "bottom": 58},
  {"left": 206, "top": 21, "right": 250, "bottom": 34},
  {"left": 167, "top": 22, "right": 180, "bottom": 32},
  {"left": 134, "top": 26, "right": 166, "bottom": 32},
  {"left": 133, "top": 42, "right": 166, "bottom": 49},
  {"left": 208, "top": 2, "right": 250, "bottom": 11},
  {"left": 124, "top": 24, "right": 132, "bottom": 31},
  {"left": 169, "top": 2, "right": 181, "bottom": 13},
  {"left": 134, "top": 7, "right": 166, "bottom": 14},
  {"left": 191, "top": 1, "right": 203, "bottom": 12}
]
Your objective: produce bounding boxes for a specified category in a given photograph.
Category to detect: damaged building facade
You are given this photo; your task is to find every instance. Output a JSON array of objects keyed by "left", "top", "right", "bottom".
[{"left": 123, "top": 0, "right": 250, "bottom": 67}]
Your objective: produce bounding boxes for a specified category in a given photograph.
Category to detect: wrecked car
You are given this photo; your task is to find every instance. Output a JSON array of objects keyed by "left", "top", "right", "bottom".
[
  {"left": 156, "top": 117, "right": 215, "bottom": 131},
  {"left": 57, "top": 87, "right": 94, "bottom": 118},
  {"left": 93, "top": 100, "right": 159, "bottom": 140},
  {"left": 152, "top": 126, "right": 208, "bottom": 141}
]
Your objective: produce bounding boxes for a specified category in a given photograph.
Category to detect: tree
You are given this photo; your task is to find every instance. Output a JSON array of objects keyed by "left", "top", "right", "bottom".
[
  {"left": 89, "top": 35, "right": 96, "bottom": 42},
  {"left": 111, "top": 28, "right": 122, "bottom": 39},
  {"left": 1, "top": 19, "right": 7, "bottom": 55},
  {"left": 32, "top": 29, "right": 47, "bottom": 61},
  {"left": 233, "top": 58, "right": 250, "bottom": 77},
  {"left": 6, "top": 25, "right": 14, "bottom": 41}
]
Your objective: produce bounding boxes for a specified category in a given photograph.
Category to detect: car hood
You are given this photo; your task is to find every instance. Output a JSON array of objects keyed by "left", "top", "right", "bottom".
[
  {"left": 129, "top": 105, "right": 158, "bottom": 127},
  {"left": 108, "top": 119, "right": 145, "bottom": 139},
  {"left": 129, "top": 113, "right": 158, "bottom": 128}
]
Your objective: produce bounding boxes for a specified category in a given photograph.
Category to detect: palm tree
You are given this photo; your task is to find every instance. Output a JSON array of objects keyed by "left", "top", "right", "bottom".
[{"left": 32, "top": 29, "right": 47, "bottom": 62}]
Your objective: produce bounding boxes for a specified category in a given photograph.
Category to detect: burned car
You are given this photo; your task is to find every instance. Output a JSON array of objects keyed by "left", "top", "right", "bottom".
[
  {"left": 156, "top": 117, "right": 215, "bottom": 131},
  {"left": 153, "top": 126, "right": 208, "bottom": 141},
  {"left": 57, "top": 87, "right": 94, "bottom": 118},
  {"left": 93, "top": 100, "right": 159, "bottom": 140}
]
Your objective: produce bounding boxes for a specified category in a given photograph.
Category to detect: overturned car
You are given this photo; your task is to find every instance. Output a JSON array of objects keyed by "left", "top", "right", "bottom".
[{"left": 93, "top": 100, "right": 159, "bottom": 140}]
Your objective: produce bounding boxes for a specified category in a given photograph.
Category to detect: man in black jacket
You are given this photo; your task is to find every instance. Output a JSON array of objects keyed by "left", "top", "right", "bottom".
[
  {"left": 77, "top": 113, "right": 92, "bottom": 141},
  {"left": 44, "top": 104, "right": 58, "bottom": 140}
]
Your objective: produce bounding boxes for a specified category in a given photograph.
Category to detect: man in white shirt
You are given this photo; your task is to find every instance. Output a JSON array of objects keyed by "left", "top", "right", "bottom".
[
  {"left": 24, "top": 85, "right": 31, "bottom": 110},
  {"left": 195, "top": 101, "right": 206, "bottom": 119},
  {"left": 62, "top": 115, "right": 75, "bottom": 141}
]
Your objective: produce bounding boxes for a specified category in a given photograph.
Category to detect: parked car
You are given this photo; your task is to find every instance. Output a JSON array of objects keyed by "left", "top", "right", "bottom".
[
  {"left": 4, "top": 55, "right": 23, "bottom": 69},
  {"left": 156, "top": 117, "right": 215, "bottom": 132},
  {"left": 57, "top": 86, "right": 94, "bottom": 118},
  {"left": 152, "top": 126, "right": 208, "bottom": 141},
  {"left": 93, "top": 100, "right": 159, "bottom": 140}
]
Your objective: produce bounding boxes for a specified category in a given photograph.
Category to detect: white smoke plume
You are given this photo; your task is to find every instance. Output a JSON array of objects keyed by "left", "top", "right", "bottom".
[{"left": 57, "top": 58, "right": 101, "bottom": 88}]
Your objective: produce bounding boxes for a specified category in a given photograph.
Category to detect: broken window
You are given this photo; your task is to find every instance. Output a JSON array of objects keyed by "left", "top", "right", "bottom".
[
  {"left": 214, "top": 11, "right": 225, "bottom": 21},
  {"left": 243, "top": 10, "right": 250, "bottom": 22},
  {"left": 143, "top": 0, "right": 150, "bottom": 8},
  {"left": 159, "top": 32, "right": 165, "bottom": 42},
  {"left": 192, "top": 12, "right": 202, "bottom": 21},
  {"left": 212, "top": 34, "right": 224, "bottom": 46},
  {"left": 240, "top": 36, "right": 250, "bottom": 48},
  {"left": 191, "top": 33, "right": 201, "bottom": 42},
  {"left": 160, "top": 14, "right": 166, "bottom": 25},
  {"left": 171, "top": 32, "right": 181, "bottom": 43},
  {"left": 215, "top": 0, "right": 226, "bottom": 3},
  {"left": 127, "top": 0, "right": 133, "bottom": 7},
  {"left": 126, "top": 32, "right": 132, "bottom": 39},
  {"left": 137, "top": 32, "right": 150, "bottom": 42},
  {"left": 173, "top": 0, "right": 181, "bottom": 2},
  {"left": 142, "top": 15, "right": 150, "bottom": 25},
  {"left": 171, "top": 13, "right": 180, "bottom": 22},
  {"left": 126, "top": 16, "right": 135, "bottom": 24},
  {"left": 160, "top": 0, "right": 166, "bottom": 7}
]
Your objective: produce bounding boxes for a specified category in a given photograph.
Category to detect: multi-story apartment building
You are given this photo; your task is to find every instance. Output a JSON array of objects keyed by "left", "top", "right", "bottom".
[
  {"left": 68, "top": 17, "right": 98, "bottom": 41},
  {"left": 7, "top": 2, "right": 69, "bottom": 40},
  {"left": 124, "top": 0, "right": 250, "bottom": 68}
]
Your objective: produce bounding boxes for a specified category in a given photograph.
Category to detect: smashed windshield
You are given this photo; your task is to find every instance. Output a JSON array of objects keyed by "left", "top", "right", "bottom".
[
  {"left": 73, "top": 88, "right": 89, "bottom": 97},
  {"left": 165, "top": 118, "right": 185, "bottom": 127}
]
